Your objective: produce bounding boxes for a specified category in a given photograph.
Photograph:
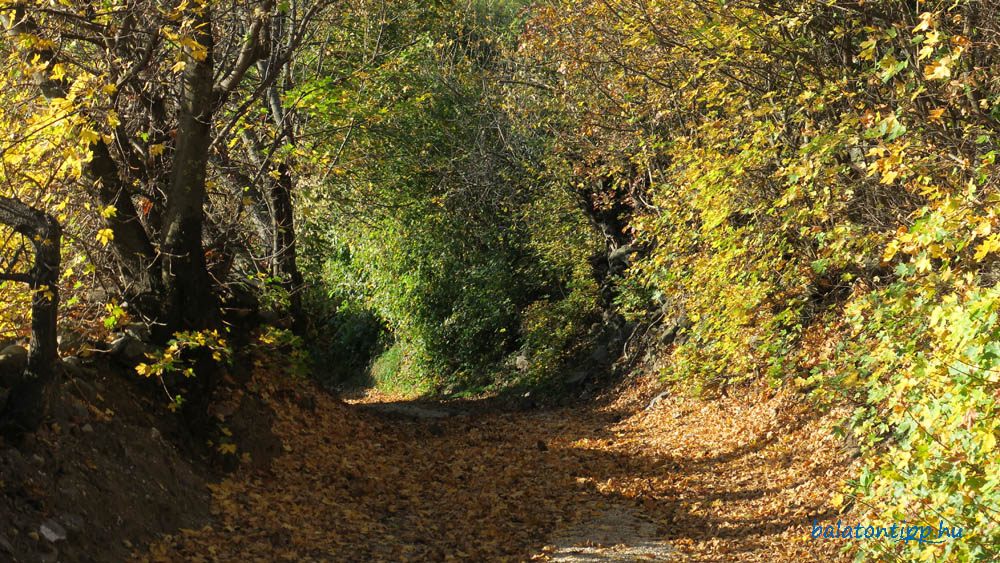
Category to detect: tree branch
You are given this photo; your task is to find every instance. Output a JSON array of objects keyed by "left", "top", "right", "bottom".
[{"left": 213, "top": 0, "right": 275, "bottom": 101}]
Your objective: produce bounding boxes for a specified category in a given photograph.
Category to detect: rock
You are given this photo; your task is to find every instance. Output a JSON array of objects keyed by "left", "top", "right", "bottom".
[
  {"left": 645, "top": 391, "right": 670, "bottom": 411},
  {"left": 123, "top": 322, "right": 151, "bottom": 342},
  {"left": 59, "top": 513, "right": 85, "bottom": 533},
  {"left": 59, "top": 356, "right": 85, "bottom": 380},
  {"left": 56, "top": 329, "right": 86, "bottom": 354},
  {"left": 63, "top": 376, "right": 97, "bottom": 402},
  {"left": 69, "top": 400, "right": 89, "bottom": 421},
  {"left": 39, "top": 520, "right": 66, "bottom": 542},
  {"left": 608, "top": 244, "right": 635, "bottom": 266},
  {"left": 565, "top": 369, "right": 588, "bottom": 386},
  {"left": 37, "top": 545, "right": 59, "bottom": 563},
  {"left": 110, "top": 335, "right": 154, "bottom": 364},
  {"left": 660, "top": 314, "right": 692, "bottom": 345},
  {"left": 0, "top": 345, "right": 28, "bottom": 375},
  {"left": 61, "top": 355, "right": 83, "bottom": 368},
  {"left": 588, "top": 344, "right": 609, "bottom": 365}
]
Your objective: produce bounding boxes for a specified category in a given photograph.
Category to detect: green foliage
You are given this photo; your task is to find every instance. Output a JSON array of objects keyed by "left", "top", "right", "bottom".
[
  {"left": 255, "top": 274, "right": 294, "bottom": 314},
  {"left": 513, "top": 276, "right": 600, "bottom": 388},
  {"left": 311, "top": 303, "right": 387, "bottom": 386},
  {"left": 296, "top": 0, "right": 601, "bottom": 393},
  {"left": 370, "top": 341, "right": 431, "bottom": 396},
  {"left": 103, "top": 301, "right": 127, "bottom": 330}
]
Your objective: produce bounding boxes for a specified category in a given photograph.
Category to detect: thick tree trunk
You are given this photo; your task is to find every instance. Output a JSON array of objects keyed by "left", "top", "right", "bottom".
[
  {"left": 0, "top": 197, "right": 60, "bottom": 438},
  {"left": 87, "top": 140, "right": 163, "bottom": 304},
  {"left": 161, "top": 8, "right": 218, "bottom": 332}
]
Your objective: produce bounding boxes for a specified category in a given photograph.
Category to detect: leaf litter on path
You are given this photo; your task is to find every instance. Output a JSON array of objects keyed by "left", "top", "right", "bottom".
[{"left": 140, "top": 370, "right": 857, "bottom": 562}]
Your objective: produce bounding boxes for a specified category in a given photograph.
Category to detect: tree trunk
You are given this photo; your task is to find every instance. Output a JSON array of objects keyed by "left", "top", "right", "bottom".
[
  {"left": 271, "top": 163, "right": 305, "bottom": 332},
  {"left": 0, "top": 197, "right": 60, "bottom": 439},
  {"left": 161, "top": 8, "right": 218, "bottom": 332},
  {"left": 87, "top": 139, "right": 163, "bottom": 305}
]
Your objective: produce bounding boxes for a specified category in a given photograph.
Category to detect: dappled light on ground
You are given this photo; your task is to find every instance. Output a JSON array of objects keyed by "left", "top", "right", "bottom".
[{"left": 140, "top": 371, "right": 855, "bottom": 562}]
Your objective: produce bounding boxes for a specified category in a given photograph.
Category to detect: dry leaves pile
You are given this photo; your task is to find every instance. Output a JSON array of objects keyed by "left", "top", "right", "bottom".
[{"left": 139, "top": 370, "right": 858, "bottom": 562}]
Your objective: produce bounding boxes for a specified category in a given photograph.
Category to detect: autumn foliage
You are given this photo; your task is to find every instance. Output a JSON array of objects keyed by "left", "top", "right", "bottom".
[
  {"left": 514, "top": 0, "right": 1000, "bottom": 560},
  {"left": 3, "top": 0, "right": 1000, "bottom": 561}
]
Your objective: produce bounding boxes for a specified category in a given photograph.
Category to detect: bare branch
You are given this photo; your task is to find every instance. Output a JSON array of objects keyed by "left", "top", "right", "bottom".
[{"left": 214, "top": 0, "right": 275, "bottom": 100}]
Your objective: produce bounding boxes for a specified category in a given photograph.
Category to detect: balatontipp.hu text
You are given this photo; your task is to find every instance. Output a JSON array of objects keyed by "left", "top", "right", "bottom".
[{"left": 812, "top": 519, "right": 963, "bottom": 544}]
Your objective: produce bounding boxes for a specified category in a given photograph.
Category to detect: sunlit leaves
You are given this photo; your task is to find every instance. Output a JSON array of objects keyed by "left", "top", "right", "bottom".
[
  {"left": 924, "top": 57, "right": 953, "bottom": 81},
  {"left": 96, "top": 228, "right": 114, "bottom": 246},
  {"left": 516, "top": 0, "right": 1000, "bottom": 560}
]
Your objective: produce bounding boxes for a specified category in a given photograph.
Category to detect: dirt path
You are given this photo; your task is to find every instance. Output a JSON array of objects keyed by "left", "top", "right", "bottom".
[{"left": 140, "top": 373, "right": 856, "bottom": 562}]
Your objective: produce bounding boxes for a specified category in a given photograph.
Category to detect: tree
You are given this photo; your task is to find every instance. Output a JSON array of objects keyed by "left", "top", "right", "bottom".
[
  {"left": 1, "top": 0, "right": 323, "bottom": 335},
  {"left": 0, "top": 196, "right": 59, "bottom": 437}
]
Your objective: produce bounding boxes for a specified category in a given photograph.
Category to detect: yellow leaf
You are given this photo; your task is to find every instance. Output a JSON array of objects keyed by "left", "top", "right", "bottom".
[
  {"left": 920, "top": 545, "right": 940, "bottom": 561},
  {"left": 925, "top": 57, "right": 952, "bottom": 81},
  {"left": 830, "top": 493, "right": 844, "bottom": 507},
  {"left": 915, "top": 254, "right": 931, "bottom": 273},
  {"left": 912, "top": 12, "right": 933, "bottom": 33},
  {"left": 981, "top": 432, "right": 997, "bottom": 454},
  {"left": 880, "top": 169, "right": 899, "bottom": 185},
  {"left": 883, "top": 240, "right": 900, "bottom": 261},
  {"left": 49, "top": 63, "right": 65, "bottom": 82},
  {"left": 96, "top": 228, "right": 114, "bottom": 246},
  {"left": 171, "top": 60, "right": 187, "bottom": 73},
  {"left": 974, "top": 234, "right": 999, "bottom": 261},
  {"left": 80, "top": 128, "right": 100, "bottom": 145}
]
